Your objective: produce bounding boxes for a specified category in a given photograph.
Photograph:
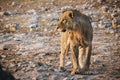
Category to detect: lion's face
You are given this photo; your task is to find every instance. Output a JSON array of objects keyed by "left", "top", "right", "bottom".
[{"left": 56, "top": 11, "right": 74, "bottom": 32}]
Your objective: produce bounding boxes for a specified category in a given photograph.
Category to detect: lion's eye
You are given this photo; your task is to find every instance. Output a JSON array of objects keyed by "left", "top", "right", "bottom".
[{"left": 62, "top": 19, "right": 67, "bottom": 23}]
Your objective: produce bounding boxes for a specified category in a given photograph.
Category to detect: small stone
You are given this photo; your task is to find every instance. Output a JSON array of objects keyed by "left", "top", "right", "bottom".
[
  {"left": 0, "top": 12, "right": 4, "bottom": 16},
  {"left": 25, "top": 66, "right": 34, "bottom": 72},
  {"left": 99, "top": 20, "right": 112, "bottom": 28},
  {"left": 5, "top": 23, "right": 20, "bottom": 32},
  {"left": 11, "top": 2, "right": 17, "bottom": 6},
  {"left": 34, "top": 62, "right": 42, "bottom": 67},
  {"left": 61, "top": 6, "right": 73, "bottom": 11},
  {"left": 63, "top": 77, "right": 69, "bottom": 80},
  {"left": 1, "top": 55, "right": 6, "bottom": 58},
  {"left": 65, "top": 61, "right": 72, "bottom": 66},
  {"left": 29, "top": 61, "right": 36, "bottom": 67},
  {"left": 0, "top": 6, "right": 2, "bottom": 11},
  {"left": 26, "top": 9, "right": 37, "bottom": 15},
  {"left": 98, "top": 0, "right": 106, "bottom": 4},
  {"left": 9, "top": 63, "right": 16, "bottom": 68},
  {"left": 53, "top": 69, "right": 59, "bottom": 72},
  {"left": 49, "top": 75, "right": 60, "bottom": 80},
  {"left": 0, "top": 47, "right": 3, "bottom": 50},
  {"left": 112, "top": 18, "right": 120, "bottom": 27},
  {"left": 111, "top": 12, "right": 119, "bottom": 18},
  {"left": 3, "top": 47, "right": 9, "bottom": 50},
  {"left": 44, "top": 28, "right": 48, "bottom": 32},
  {"left": 70, "top": 77, "right": 81, "bottom": 80},
  {"left": 101, "top": 6, "right": 109, "bottom": 13},
  {"left": 3, "top": 11, "right": 11, "bottom": 16},
  {"left": 90, "top": 2, "right": 97, "bottom": 7},
  {"left": 109, "top": 29, "right": 114, "bottom": 34},
  {"left": 0, "top": 19, "right": 3, "bottom": 22},
  {"left": 29, "top": 23, "right": 41, "bottom": 28},
  {"left": 45, "top": 7, "right": 49, "bottom": 11},
  {"left": 92, "top": 22, "right": 98, "bottom": 29}
]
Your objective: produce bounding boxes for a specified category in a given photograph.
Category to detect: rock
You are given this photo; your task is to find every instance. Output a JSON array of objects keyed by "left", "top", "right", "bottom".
[
  {"left": 111, "top": 12, "right": 119, "bottom": 18},
  {"left": 0, "top": 46, "right": 3, "bottom": 50},
  {"left": 45, "top": 7, "right": 50, "bottom": 11},
  {"left": 26, "top": 9, "right": 37, "bottom": 15},
  {"left": 3, "top": 47, "right": 9, "bottom": 50},
  {"left": 0, "top": 6, "right": 2, "bottom": 11},
  {"left": 98, "top": 0, "right": 106, "bottom": 4},
  {"left": 24, "top": 13, "right": 41, "bottom": 31},
  {"left": 3, "top": 11, "right": 11, "bottom": 16},
  {"left": 34, "top": 62, "right": 42, "bottom": 67},
  {"left": 109, "top": 29, "right": 114, "bottom": 34},
  {"left": 29, "top": 23, "right": 41, "bottom": 28},
  {"left": 101, "top": 5, "right": 109, "bottom": 13},
  {"left": 0, "top": 11, "right": 10, "bottom": 16},
  {"left": 70, "top": 77, "right": 81, "bottom": 80},
  {"left": 91, "top": 11, "right": 100, "bottom": 19},
  {"left": 36, "top": 75, "right": 48, "bottom": 80},
  {"left": 90, "top": 2, "right": 97, "bottom": 7},
  {"left": 0, "top": 44, "right": 11, "bottom": 50},
  {"left": 112, "top": 18, "right": 120, "bottom": 28},
  {"left": 53, "top": 69, "right": 59, "bottom": 72},
  {"left": 11, "top": 2, "right": 17, "bottom": 6},
  {"left": 9, "top": 63, "right": 16, "bottom": 68},
  {"left": 99, "top": 20, "right": 112, "bottom": 28},
  {"left": 65, "top": 61, "right": 72, "bottom": 66},
  {"left": 5, "top": 23, "right": 20, "bottom": 32},
  {"left": 25, "top": 66, "right": 34, "bottom": 72},
  {"left": 0, "top": 19, "right": 3, "bottom": 22},
  {"left": 1, "top": 55, "right": 6, "bottom": 59},
  {"left": 29, "top": 23, "right": 41, "bottom": 31},
  {"left": 37, "top": 68, "right": 47, "bottom": 73},
  {"left": 92, "top": 22, "right": 98, "bottom": 29},
  {"left": 44, "top": 28, "right": 48, "bottom": 32},
  {"left": 63, "top": 77, "right": 69, "bottom": 80},
  {"left": 49, "top": 75, "right": 60, "bottom": 80},
  {"left": 0, "top": 12, "right": 4, "bottom": 16},
  {"left": 29, "top": 61, "right": 36, "bottom": 68},
  {"left": 61, "top": 6, "right": 73, "bottom": 11}
]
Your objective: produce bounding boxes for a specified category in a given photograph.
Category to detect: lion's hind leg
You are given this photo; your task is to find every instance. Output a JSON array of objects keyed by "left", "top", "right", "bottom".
[{"left": 78, "top": 45, "right": 91, "bottom": 75}]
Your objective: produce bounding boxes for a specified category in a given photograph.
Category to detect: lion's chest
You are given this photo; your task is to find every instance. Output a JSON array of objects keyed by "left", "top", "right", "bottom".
[{"left": 69, "top": 31, "right": 82, "bottom": 46}]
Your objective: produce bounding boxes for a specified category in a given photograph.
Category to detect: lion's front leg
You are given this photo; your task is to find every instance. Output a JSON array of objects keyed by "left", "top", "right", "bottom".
[
  {"left": 59, "top": 39, "right": 70, "bottom": 72},
  {"left": 59, "top": 53, "right": 65, "bottom": 71},
  {"left": 70, "top": 46, "right": 79, "bottom": 75}
]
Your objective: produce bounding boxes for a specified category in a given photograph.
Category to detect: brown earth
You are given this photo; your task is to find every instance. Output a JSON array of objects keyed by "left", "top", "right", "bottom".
[{"left": 0, "top": 0, "right": 120, "bottom": 80}]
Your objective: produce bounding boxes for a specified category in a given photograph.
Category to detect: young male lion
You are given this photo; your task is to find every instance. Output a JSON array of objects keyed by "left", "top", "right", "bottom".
[{"left": 56, "top": 9, "right": 93, "bottom": 75}]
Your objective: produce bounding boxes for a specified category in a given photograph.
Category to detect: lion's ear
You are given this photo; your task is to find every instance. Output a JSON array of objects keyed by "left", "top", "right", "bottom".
[{"left": 68, "top": 11, "right": 73, "bottom": 18}]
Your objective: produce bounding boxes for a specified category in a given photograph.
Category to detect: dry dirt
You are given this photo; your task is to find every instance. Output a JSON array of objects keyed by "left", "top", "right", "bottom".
[{"left": 0, "top": 0, "right": 120, "bottom": 80}]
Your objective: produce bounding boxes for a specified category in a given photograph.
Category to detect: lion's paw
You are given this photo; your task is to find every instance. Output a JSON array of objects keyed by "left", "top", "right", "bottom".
[
  {"left": 59, "top": 67, "right": 66, "bottom": 72},
  {"left": 79, "top": 70, "right": 93, "bottom": 75}
]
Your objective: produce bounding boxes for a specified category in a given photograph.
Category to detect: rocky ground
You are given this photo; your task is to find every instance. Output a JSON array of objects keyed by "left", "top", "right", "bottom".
[{"left": 0, "top": 0, "right": 120, "bottom": 80}]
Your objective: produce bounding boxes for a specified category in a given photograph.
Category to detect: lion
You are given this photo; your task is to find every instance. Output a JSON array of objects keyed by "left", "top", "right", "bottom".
[{"left": 56, "top": 9, "right": 93, "bottom": 75}]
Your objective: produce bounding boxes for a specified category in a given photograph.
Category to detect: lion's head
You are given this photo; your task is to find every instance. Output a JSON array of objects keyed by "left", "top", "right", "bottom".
[{"left": 56, "top": 10, "right": 75, "bottom": 32}]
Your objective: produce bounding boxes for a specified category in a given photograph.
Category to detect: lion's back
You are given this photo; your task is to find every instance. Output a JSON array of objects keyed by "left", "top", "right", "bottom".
[{"left": 72, "top": 10, "right": 93, "bottom": 41}]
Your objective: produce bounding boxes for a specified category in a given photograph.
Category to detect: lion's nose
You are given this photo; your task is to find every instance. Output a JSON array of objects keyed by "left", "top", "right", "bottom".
[
  {"left": 56, "top": 26, "right": 59, "bottom": 29},
  {"left": 56, "top": 24, "right": 59, "bottom": 29},
  {"left": 55, "top": 25, "right": 59, "bottom": 31}
]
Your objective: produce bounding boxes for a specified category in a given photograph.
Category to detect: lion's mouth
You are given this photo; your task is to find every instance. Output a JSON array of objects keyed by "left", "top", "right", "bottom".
[{"left": 61, "top": 29, "right": 66, "bottom": 32}]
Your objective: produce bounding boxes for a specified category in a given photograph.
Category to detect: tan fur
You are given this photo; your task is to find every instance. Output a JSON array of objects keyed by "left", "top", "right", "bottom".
[{"left": 56, "top": 9, "right": 93, "bottom": 75}]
